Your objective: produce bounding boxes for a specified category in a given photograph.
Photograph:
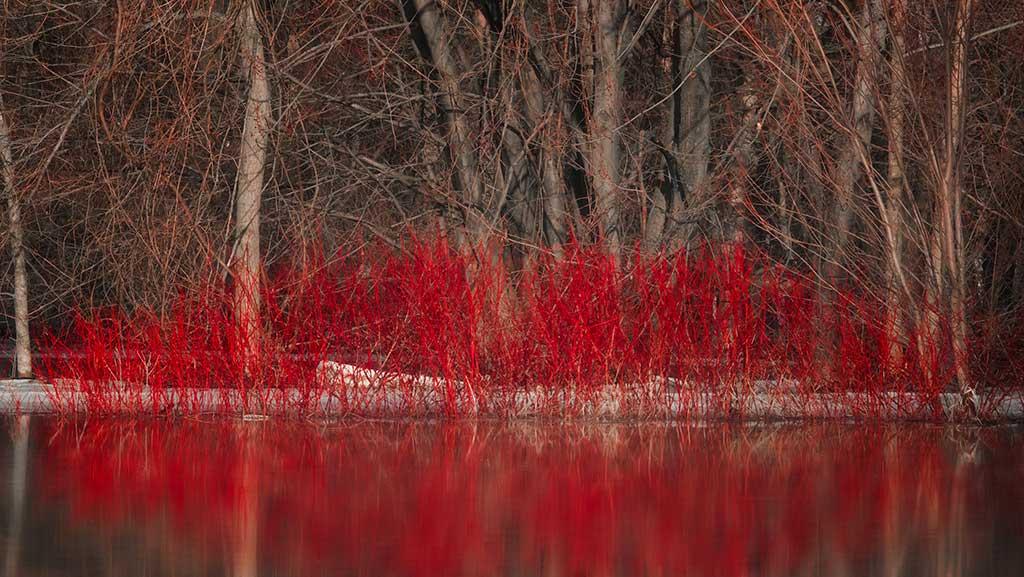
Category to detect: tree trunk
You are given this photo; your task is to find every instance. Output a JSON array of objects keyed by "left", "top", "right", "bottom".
[
  {"left": 884, "top": 0, "right": 910, "bottom": 364},
  {"left": 941, "top": 0, "right": 974, "bottom": 399},
  {"left": 521, "top": 56, "right": 568, "bottom": 255},
  {"left": 644, "top": 1, "right": 677, "bottom": 250},
  {"left": 727, "top": 81, "right": 759, "bottom": 245},
  {"left": 585, "top": 0, "right": 626, "bottom": 262},
  {"left": 498, "top": 117, "right": 537, "bottom": 245},
  {"left": 831, "top": 0, "right": 887, "bottom": 288},
  {"left": 412, "top": 0, "right": 488, "bottom": 244},
  {"left": 675, "top": 0, "right": 711, "bottom": 248},
  {"left": 0, "top": 105, "right": 31, "bottom": 378},
  {"left": 233, "top": 0, "right": 271, "bottom": 369}
]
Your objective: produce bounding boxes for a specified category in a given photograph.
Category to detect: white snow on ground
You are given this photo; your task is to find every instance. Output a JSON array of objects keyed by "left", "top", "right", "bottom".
[{"left": 2, "top": 366, "right": 1021, "bottom": 421}]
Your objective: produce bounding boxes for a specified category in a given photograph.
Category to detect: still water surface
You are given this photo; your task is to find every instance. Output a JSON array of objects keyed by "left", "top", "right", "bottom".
[{"left": 1, "top": 418, "right": 1022, "bottom": 576}]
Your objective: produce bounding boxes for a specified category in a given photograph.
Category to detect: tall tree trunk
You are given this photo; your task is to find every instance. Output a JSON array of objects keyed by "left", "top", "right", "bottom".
[
  {"left": 831, "top": 0, "right": 887, "bottom": 288},
  {"left": 0, "top": 105, "right": 31, "bottom": 378},
  {"left": 233, "top": 0, "right": 271, "bottom": 369},
  {"left": 497, "top": 8, "right": 578, "bottom": 254},
  {"left": 727, "top": 80, "right": 759, "bottom": 245},
  {"left": 412, "top": 0, "right": 488, "bottom": 244},
  {"left": 644, "top": 1, "right": 677, "bottom": 249},
  {"left": 675, "top": 0, "right": 711, "bottom": 248},
  {"left": 521, "top": 58, "right": 568, "bottom": 255},
  {"left": 884, "top": 0, "right": 910, "bottom": 365},
  {"left": 498, "top": 117, "right": 537, "bottom": 244},
  {"left": 584, "top": 0, "right": 626, "bottom": 262},
  {"left": 940, "top": 0, "right": 974, "bottom": 399},
  {"left": 647, "top": 0, "right": 711, "bottom": 250},
  {"left": 540, "top": 124, "right": 569, "bottom": 255}
]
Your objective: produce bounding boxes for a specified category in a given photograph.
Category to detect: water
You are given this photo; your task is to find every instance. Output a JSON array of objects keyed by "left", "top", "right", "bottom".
[{"left": 2, "top": 418, "right": 1022, "bottom": 576}]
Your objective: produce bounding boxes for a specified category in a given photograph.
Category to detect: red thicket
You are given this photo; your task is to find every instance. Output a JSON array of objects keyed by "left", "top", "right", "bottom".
[{"left": 36, "top": 238, "right": 1024, "bottom": 419}]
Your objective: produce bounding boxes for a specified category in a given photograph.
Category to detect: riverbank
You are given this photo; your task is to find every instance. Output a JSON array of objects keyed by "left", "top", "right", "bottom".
[{"left": 4, "top": 371, "right": 1022, "bottom": 421}]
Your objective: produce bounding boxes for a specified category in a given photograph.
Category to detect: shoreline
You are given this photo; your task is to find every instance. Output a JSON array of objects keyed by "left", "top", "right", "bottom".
[{"left": 3, "top": 372, "right": 1022, "bottom": 423}]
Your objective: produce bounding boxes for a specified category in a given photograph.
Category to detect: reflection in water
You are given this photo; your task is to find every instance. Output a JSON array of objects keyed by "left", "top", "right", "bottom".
[
  {"left": 3, "top": 416, "right": 28, "bottom": 577},
  {"left": 2, "top": 419, "right": 1023, "bottom": 577}
]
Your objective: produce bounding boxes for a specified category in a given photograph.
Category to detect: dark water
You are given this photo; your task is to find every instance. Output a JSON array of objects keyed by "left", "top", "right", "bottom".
[{"left": 1, "top": 418, "right": 1023, "bottom": 577}]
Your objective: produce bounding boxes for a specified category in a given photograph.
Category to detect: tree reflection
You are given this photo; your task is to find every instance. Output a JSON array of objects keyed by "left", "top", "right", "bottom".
[
  {"left": 4, "top": 420, "right": 1022, "bottom": 577},
  {"left": 4, "top": 416, "right": 29, "bottom": 577}
]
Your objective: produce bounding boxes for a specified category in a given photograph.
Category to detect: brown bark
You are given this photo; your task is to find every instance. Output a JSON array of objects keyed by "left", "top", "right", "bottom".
[
  {"left": 941, "top": 0, "right": 974, "bottom": 397},
  {"left": 518, "top": 18, "right": 584, "bottom": 253},
  {"left": 1, "top": 104, "right": 31, "bottom": 378},
  {"left": 644, "top": 1, "right": 676, "bottom": 249},
  {"left": 831, "top": 0, "right": 887, "bottom": 287},
  {"left": 644, "top": 162, "right": 668, "bottom": 250},
  {"left": 727, "top": 81, "right": 759, "bottom": 245},
  {"left": 412, "top": 0, "right": 488, "bottom": 243},
  {"left": 498, "top": 116, "right": 537, "bottom": 244},
  {"left": 647, "top": 0, "right": 712, "bottom": 250},
  {"left": 883, "top": 0, "right": 911, "bottom": 363},
  {"left": 584, "top": 0, "right": 626, "bottom": 262},
  {"left": 675, "top": 0, "right": 711, "bottom": 247},
  {"left": 233, "top": 0, "right": 271, "bottom": 368},
  {"left": 920, "top": 0, "right": 975, "bottom": 401},
  {"left": 521, "top": 54, "right": 568, "bottom": 255}
]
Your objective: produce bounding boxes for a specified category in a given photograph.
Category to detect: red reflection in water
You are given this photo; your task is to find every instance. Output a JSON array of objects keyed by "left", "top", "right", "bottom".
[{"left": 30, "top": 421, "right": 1024, "bottom": 577}]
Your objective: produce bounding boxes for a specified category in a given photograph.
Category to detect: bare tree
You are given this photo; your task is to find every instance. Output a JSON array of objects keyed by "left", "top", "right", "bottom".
[
  {"left": 410, "top": 0, "right": 489, "bottom": 245},
  {"left": 831, "top": 0, "right": 887, "bottom": 287},
  {"left": 1, "top": 102, "right": 31, "bottom": 378},
  {"left": 647, "top": 0, "right": 712, "bottom": 249},
  {"left": 675, "top": 0, "right": 712, "bottom": 247},
  {"left": 233, "top": 0, "right": 272, "bottom": 367},
  {"left": 882, "top": 0, "right": 910, "bottom": 360},
  {"left": 582, "top": 0, "right": 627, "bottom": 261},
  {"left": 521, "top": 44, "right": 570, "bottom": 254},
  {"left": 725, "top": 65, "right": 761, "bottom": 245},
  {"left": 934, "top": 0, "right": 975, "bottom": 398}
]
